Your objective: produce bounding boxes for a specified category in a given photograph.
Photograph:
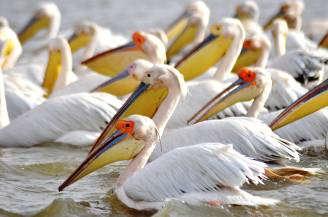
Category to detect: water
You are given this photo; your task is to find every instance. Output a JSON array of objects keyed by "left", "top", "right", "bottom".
[{"left": 0, "top": 0, "right": 328, "bottom": 216}]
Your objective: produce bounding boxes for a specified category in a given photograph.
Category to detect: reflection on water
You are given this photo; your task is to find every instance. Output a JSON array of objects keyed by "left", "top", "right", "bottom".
[{"left": 0, "top": 0, "right": 328, "bottom": 216}]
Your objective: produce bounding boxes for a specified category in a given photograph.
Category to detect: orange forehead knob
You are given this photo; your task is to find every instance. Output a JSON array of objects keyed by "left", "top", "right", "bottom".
[
  {"left": 132, "top": 32, "right": 145, "bottom": 48},
  {"left": 238, "top": 68, "right": 256, "bottom": 83},
  {"left": 243, "top": 39, "right": 253, "bottom": 49},
  {"left": 115, "top": 120, "right": 135, "bottom": 134}
]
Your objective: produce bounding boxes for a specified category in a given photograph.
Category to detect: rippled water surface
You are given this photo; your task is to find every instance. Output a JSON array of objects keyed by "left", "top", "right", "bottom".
[{"left": 0, "top": 0, "right": 328, "bottom": 216}]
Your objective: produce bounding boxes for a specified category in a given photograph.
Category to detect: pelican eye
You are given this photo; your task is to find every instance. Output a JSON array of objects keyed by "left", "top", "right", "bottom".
[
  {"left": 210, "top": 24, "right": 221, "bottom": 35},
  {"left": 147, "top": 73, "right": 151, "bottom": 77},
  {"left": 115, "top": 120, "right": 135, "bottom": 134}
]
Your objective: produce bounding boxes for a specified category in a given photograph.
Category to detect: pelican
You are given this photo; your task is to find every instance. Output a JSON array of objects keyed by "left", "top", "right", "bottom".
[
  {"left": 17, "top": 2, "right": 60, "bottom": 49},
  {"left": 188, "top": 67, "right": 328, "bottom": 148},
  {"left": 234, "top": 0, "right": 263, "bottom": 37},
  {"left": 67, "top": 21, "right": 127, "bottom": 75},
  {"left": 94, "top": 18, "right": 257, "bottom": 128},
  {"left": 58, "top": 63, "right": 277, "bottom": 210},
  {"left": 52, "top": 31, "right": 166, "bottom": 97},
  {"left": 87, "top": 61, "right": 300, "bottom": 178},
  {"left": 263, "top": 0, "right": 318, "bottom": 52},
  {"left": 0, "top": 17, "right": 22, "bottom": 70},
  {"left": 166, "top": 0, "right": 209, "bottom": 63},
  {"left": 235, "top": 31, "right": 327, "bottom": 90}
]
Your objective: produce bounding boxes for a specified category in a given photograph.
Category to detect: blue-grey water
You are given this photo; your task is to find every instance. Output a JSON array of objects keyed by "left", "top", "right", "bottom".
[{"left": 0, "top": 0, "right": 328, "bottom": 216}]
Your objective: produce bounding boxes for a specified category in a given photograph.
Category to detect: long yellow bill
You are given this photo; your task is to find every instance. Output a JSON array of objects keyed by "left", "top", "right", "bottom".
[
  {"left": 89, "top": 81, "right": 167, "bottom": 154},
  {"left": 232, "top": 41, "right": 262, "bottom": 73},
  {"left": 165, "top": 12, "right": 189, "bottom": 41},
  {"left": 68, "top": 32, "right": 92, "bottom": 53},
  {"left": 188, "top": 68, "right": 259, "bottom": 124},
  {"left": 42, "top": 50, "right": 61, "bottom": 97},
  {"left": 175, "top": 33, "right": 232, "bottom": 80},
  {"left": 270, "top": 79, "right": 328, "bottom": 130},
  {"left": 18, "top": 15, "right": 50, "bottom": 45},
  {"left": 166, "top": 20, "right": 199, "bottom": 61},
  {"left": 59, "top": 121, "right": 144, "bottom": 191}
]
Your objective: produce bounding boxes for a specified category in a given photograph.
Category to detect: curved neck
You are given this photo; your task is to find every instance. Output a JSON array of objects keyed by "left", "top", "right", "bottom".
[
  {"left": 52, "top": 42, "right": 74, "bottom": 93},
  {"left": 247, "top": 79, "right": 272, "bottom": 118},
  {"left": 273, "top": 32, "right": 286, "bottom": 57},
  {"left": 47, "top": 15, "right": 60, "bottom": 39},
  {"left": 115, "top": 82, "right": 182, "bottom": 209},
  {"left": 254, "top": 43, "right": 270, "bottom": 68},
  {"left": 0, "top": 71, "right": 9, "bottom": 127},
  {"left": 82, "top": 30, "right": 99, "bottom": 60},
  {"left": 213, "top": 27, "right": 245, "bottom": 81}
]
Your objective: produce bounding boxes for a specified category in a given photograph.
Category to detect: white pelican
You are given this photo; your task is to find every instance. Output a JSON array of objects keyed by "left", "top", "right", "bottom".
[
  {"left": 88, "top": 62, "right": 300, "bottom": 168},
  {"left": 166, "top": 0, "right": 209, "bottom": 63},
  {"left": 188, "top": 67, "right": 328, "bottom": 148},
  {"left": 58, "top": 64, "right": 277, "bottom": 210},
  {"left": 67, "top": 21, "right": 127, "bottom": 75},
  {"left": 95, "top": 18, "right": 257, "bottom": 129},
  {"left": 235, "top": 31, "right": 327, "bottom": 90},
  {"left": 0, "top": 17, "right": 22, "bottom": 70},
  {"left": 17, "top": 2, "right": 60, "bottom": 51},
  {"left": 234, "top": 0, "right": 263, "bottom": 37},
  {"left": 263, "top": 0, "right": 318, "bottom": 52},
  {"left": 52, "top": 31, "right": 166, "bottom": 97}
]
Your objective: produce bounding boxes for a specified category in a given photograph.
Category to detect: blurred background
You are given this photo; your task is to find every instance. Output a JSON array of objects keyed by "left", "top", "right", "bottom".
[{"left": 1, "top": 0, "right": 327, "bottom": 36}]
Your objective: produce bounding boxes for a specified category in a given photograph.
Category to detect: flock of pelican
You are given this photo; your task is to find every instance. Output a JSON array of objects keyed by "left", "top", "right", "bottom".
[{"left": 1, "top": 0, "right": 327, "bottom": 212}]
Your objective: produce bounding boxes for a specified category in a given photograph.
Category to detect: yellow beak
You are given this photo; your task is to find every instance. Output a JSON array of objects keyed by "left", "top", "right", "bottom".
[
  {"left": 188, "top": 77, "right": 260, "bottom": 124},
  {"left": 0, "top": 39, "right": 15, "bottom": 70},
  {"left": 59, "top": 130, "right": 144, "bottom": 191},
  {"left": 82, "top": 42, "right": 147, "bottom": 77},
  {"left": 42, "top": 50, "right": 61, "bottom": 97},
  {"left": 232, "top": 47, "right": 262, "bottom": 73},
  {"left": 263, "top": 10, "right": 284, "bottom": 30},
  {"left": 175, "top": 33, "right": 232, "bottom": 81},
  {"left": 165, "top": 12, "right": 189, "bottom": 41},
  {"left": 68, "top": 33, "right": 92, "bottom": 53},
  {"left": 18, "top": 15, "right": 50, "bottom": 45},
  {"left": 270, "top": 79, "right": 328, "bottom": 130},
  {"left": 166, "top": 20, "right": 200, "bottom": 61}
]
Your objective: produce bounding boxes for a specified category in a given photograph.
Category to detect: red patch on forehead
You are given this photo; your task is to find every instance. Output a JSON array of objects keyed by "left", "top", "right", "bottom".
[
  {"left": 238, "top": 68, "right": 256, "bottom": 84},
  {"left": 116, "top": 120, "right": 135, "bottom": 134},
  {"left": 132, "top": 32, "right": 145, "bottom": 48}
]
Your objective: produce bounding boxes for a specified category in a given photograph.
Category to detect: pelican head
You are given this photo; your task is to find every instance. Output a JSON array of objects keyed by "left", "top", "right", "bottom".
[
  {"left": 270, "top": 79, "right": 327, "bottom": 130},
  {"left": 235, "top": 1, "right": 260, "bottom": 21},
  {"left": 233, "top": 33, "right": 271, "bottom": 72},
  {"left": 81, "top": 31, "right": 166, "bottom": 96},
  {"left": 59, "top": 63, "right": 186, "bottom": 191},
  {"left": 188, "top": 67, "right": 272, "bottom": 124},
  {"left": 68, "top": 21, "right": 99, "bottom": 53},
  {"left": 58, "top": 115, "right": 159, "bottom": 192},
  {"left": 0, "top": 21, "right": 22, "bottom": 70},
  {"left": 264, "top": 0, "right": 303, "bottom": 30},
  {"left": 18, "top": 2, "right": 60, "bottom": 45},
  {"left": 0, "top": 17, "right": 9, "bottom": 28},
  {"left": 42, "top": 36, "right": 72, "bottom": 96},
  {"left": 166, "top": 1, "right": 209, "bottom": 60},
  {"left": 148, "top": 28, "right": 168, "bottom": 47},
  {"left": 176, "top": 18, "right": 244, "bottom": 81}
]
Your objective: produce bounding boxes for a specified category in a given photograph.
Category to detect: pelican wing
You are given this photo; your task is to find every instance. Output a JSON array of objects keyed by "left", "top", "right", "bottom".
[
  {"left": 268, "top": 50, "right": 327, "bottom": 88},
  {"left": 265, "top": 69, "right": 307, "bottom": 111},
  {"left": 260, "top": 109, "right": 328, "bottom": 144},
  {"left": 0, "top": 92, "right": 121, "bottom": 147},
  {"left": 124, "top": 143, "right": 267, "bottom": 205},
  {"left": 152, "top": 117, "right": 299, "bottom": 163}
]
